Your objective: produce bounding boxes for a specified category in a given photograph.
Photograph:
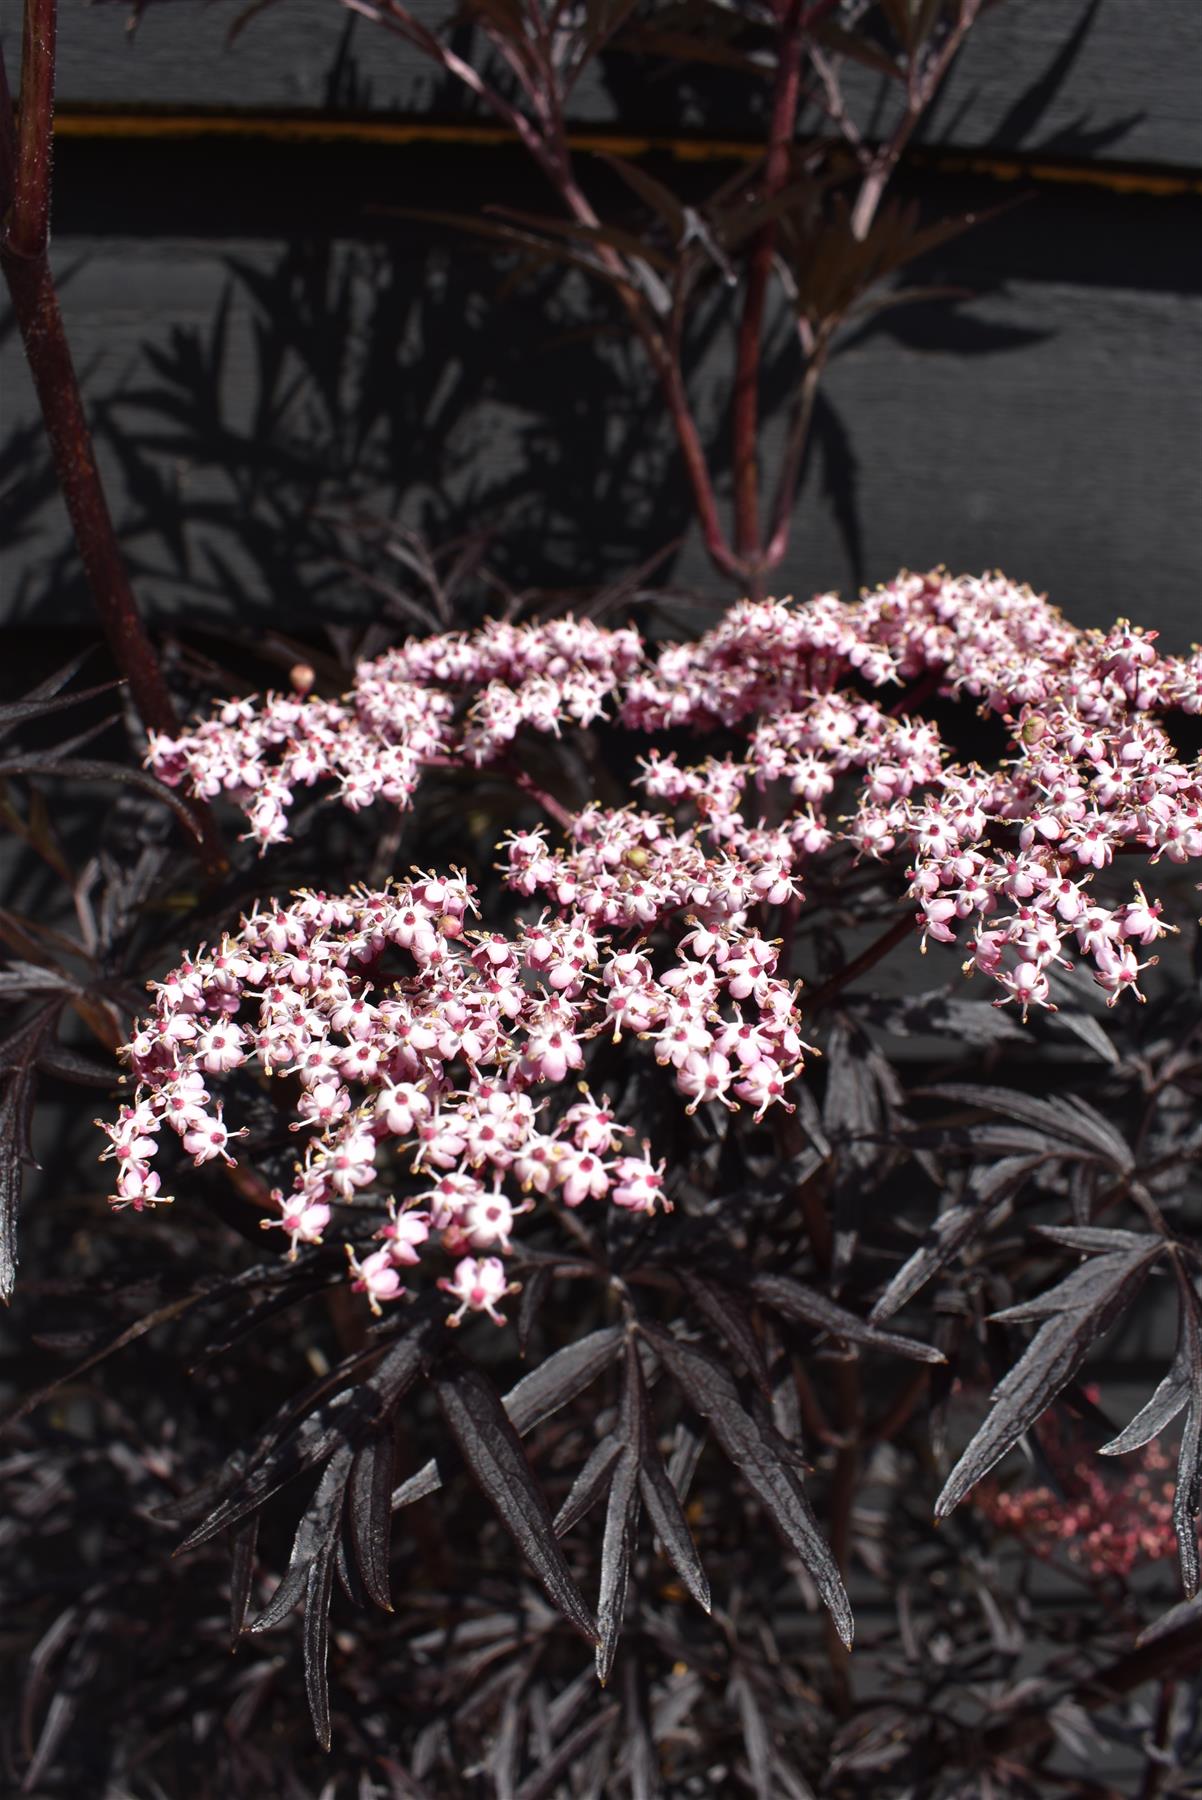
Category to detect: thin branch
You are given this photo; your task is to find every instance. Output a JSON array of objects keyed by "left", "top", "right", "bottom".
[
  {"left": 345, "top": 0, "right": 741, "bottom": 583},
  {"left": 805, "top": 910, "right": 916, "bottom": 1014},
  {"left": 850, "top": 0, "right": 982, "bottom": 241},
  {"left": 731, "top": 0, "right": 808, "bottom": 576},
  {"left": 763, "top": 326, "right": 828, "bottom": 568},
  {"left": 0, "top": 1, "right": 227, "bottom": 874}
]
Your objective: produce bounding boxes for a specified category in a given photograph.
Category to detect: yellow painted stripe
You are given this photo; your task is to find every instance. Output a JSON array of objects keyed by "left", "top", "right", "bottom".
[{"left": 50, "top": 108, "right": 1202, "bottom": 196}]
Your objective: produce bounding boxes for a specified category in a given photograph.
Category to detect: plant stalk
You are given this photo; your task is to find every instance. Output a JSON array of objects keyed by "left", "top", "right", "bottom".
[
  {"left": 0, "top": 4, "right": 227, "bottom": 874},
  {"left": 731, "top": 0, "right": 808, "bottom": 580}
]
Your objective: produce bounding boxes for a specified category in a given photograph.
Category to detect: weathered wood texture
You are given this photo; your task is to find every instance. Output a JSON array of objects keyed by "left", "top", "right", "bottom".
[
  {"left": 1, "top": 4, "right": 1200, "bottom": 647},
  {"left": 9, "top": 0, "right": 1201, "bottom": 171}
]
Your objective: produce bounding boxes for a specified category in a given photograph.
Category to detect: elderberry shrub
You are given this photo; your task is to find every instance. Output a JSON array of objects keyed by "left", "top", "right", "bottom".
[{"left": 71, "top": 568, "right": 1202, "bottom": 1785}]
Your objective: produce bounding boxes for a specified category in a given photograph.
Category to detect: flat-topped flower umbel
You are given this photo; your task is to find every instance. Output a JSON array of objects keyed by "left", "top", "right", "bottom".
[{"left": 106, "top": 570, "right": 1201, "bottom": 1324}]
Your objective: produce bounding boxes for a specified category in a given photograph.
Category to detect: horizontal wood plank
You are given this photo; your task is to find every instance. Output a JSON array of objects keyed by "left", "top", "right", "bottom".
[
  {"left": 3, "top": 147, "right": 1198, "bottom": 649},
  {"left": 4, "top": 0, "right": 1199, "bottom": 171}
]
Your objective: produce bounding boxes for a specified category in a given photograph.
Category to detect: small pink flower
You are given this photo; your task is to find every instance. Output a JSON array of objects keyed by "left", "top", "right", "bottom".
[
  {"left": 347, "top": 1245, "right": 405, "bottom": 1315},
  {"left": 438, "top": 1256, "right": 517, "bottom": 1327}
]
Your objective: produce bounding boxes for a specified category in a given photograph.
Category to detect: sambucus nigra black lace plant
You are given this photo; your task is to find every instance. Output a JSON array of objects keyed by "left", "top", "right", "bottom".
[{"left": 69, "top": 569, "right": 1201, "bottom": 1763}]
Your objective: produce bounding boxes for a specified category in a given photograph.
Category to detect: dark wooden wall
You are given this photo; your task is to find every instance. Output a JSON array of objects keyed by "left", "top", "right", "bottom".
[{"left": 2, "top": 0, "right": 1200, "bottom": 651}]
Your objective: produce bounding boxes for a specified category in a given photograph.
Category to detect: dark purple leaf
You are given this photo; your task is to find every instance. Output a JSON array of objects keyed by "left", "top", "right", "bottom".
[
  {"left": 183, "top": 1324, "right": 428, "bottom": 1548},
  {"left": 303, "top": 1536, "right": 337, "bottom": 1750},
  {"left": 642, "top": 1325, "right": 852, "bottom": 1648},
  {"left": 249, "top": 1442, "right": 356, "bottom": 1635},
  {"left": 228, "top": 1515, "right": 259, "bottom": 1644},
  {"left": 596, "top": 1342, "right": 643, "bottom": 1683},
  {"left": 518, "top": 1264, "right": 551, "bottom": 1354},
  {"left": 637, "top": 1449, "right": 710, "bottom": 1616},
  {"left": 10, "top": 1259, "right": 300, "bottom": 1429},
  {"left": 1099, "top": 1357, "right": 1191, "bottom": 1457},
  {"left": 681, "top": 1271, "right": 772, "bottom": 1398},
  {"left": 732, "top": 1672, "right": 772, "bottom": 1800},
  {"left": 922, "top": 1084, "right": 1133, "bottom": 1173},
  {"left": 1173, "top": 1296, "right": 1202, "bottom": 1597},
  {"left": 349, "top": 1427, "right": 397, "bottom": 1612},
  {"left": 1034, "top": 1225, "right": 1156, "bottom": 1255},
  {"left": 988, "top": 1242, "right": 1161, "bottom": 1323},
  {"left": 853, "top": 991, "right": 1025, "bottom": 1045},
  {"left": 554, "top": 1435, "right": 622, "bottom": 1539},
  {"left": 0, "top": 1057, "right": 37, "bottom": 1302},
  {"left": 432, "top": 1360, "right": 599, "bottom": 1645},
  {"left": 597, "top": 152, "right": 687, "bottom": 239},
  {"left": 392, "top": 1324, "right": 623, "bottom": 1511},
  {"left": 0, "top": 677, "right": 121, "bottom": 739},
  {"left": 935, "top": 1244, "right": 1162, "bottom": 1518},
  {"left": 35, "top": 1043, "right": 119, "bottom": 1088},
  {"left": 751, "top": 1273, "right": 943, "bottom": 1363},
  {"left": 512, "top": 1702, "right": 621, "bottom": 1800},
  {"left": 0, "top": 753, "right": 206, "bottom": 843},
  {"left": 1136, "top": 1591, "right": 1202, "bottom": 1648},
  {"left": 666, "top": 1418, "right": 705, "bottom": 1504},
  {"left": 870, "top": 1156, "right": 1043, "bottom": 1323},
  {"left": 621, "top": 1660, "right": 659, "bottom": 1800}
]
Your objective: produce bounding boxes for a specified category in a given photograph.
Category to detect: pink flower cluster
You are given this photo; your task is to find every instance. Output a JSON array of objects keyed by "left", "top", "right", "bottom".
[
  {"left": 99, "top": 856, "right": 807, "bottom": 1322},
  {"left": 147, "top": 617, "right": 641, "bottom": 849},
  {"left": 147, "top": 571, "right": 1201, "bottom": 1023},
  {"left": 975, "top": 1412, "right": 1178, "bottom": 1577},
  {"left": 112, "top": 571, "right": 1202, "bottom": 1318}
]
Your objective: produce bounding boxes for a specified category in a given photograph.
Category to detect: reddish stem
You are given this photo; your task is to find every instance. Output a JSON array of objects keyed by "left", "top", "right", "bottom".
[
  {"left": 805, "top": 910, "right": 916, "bottom": 1015},
  {"left": 0, "top": 5, "right": 226, "bottom": 874},
  {"left": 732, "top": 0, "right": 808, "bottom": 578}
]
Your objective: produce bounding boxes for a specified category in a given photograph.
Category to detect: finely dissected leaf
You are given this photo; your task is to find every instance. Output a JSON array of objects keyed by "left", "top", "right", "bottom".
[
  {"left": 1044, "top": 970, "right": 1122, "bottom": 1063},
  {"left": 637, "top": 1449, "right": 710, "bottom": 1615},
  {"left": 596, "top": 1343, "right": 643, "bottom": 1683},
  {"left": 852, "top": 991, "right": 1025, "bottom": 1046},
  {"left": 250, "top": 1443, "right": 356, "bottom": 1634},
  {"left": 1136, "top": 1590, "right": 1202, "bottom": 1648},
  {"left": 0, "top": 755, "right": 205, "bottom": 843},
  {"left": 935, "top": 1244, "right": 1162, "bottom": 1519},
  {"left": 303, "top": 1536, "right": 337, "bottom": 1751},
  {"left": 555, "top": 1435, "right": 622, "bottom": 1538},
  {"left": 181, "top": 1391, "right": 372, "bottom": 1546},
  {"left": 1173, "top": 1296, "right": 1202, "bottom": 1597},
  {"left": 822, "top": 1018, "right": 904, "bottom": 1282},
  {"left": 681, "top": 1271, "right": 772, "bottom": 1397},
  {"left": 0, "top": 648, "right": 95, "bottom": 727},
  {"left": 393, "top": 1325, "right": 623, "bottom": 1510},
  {"left": 348, "top": 1427, "right": 396, "bottom": 1611},
  {"left": 432, "top": 1359, "right": 599, "bottom": 1644},
  {"left": 0, "top": 677, "right": 120, "bottom": 738},
  {"left": 1035, "top": 1226, "right": 1158, "bottom": 1255},
  {"left": 518, "top": 1264, "right": 551, "bottom": 1354},
  {"left": 732, "top": 1672, "right": 772, "bottom": 1800},
  {"left": 989, "top": 1243, "right": 1160, "bottom": 1323},
  {"left": 0, "top": 1058, "right": 37, "bottom": 1302},
  {"left": 922, "top": 1084, "right": 1133, "bottom": 1172},
  {"left": 512, "top": 1701, "right": 621, "bottom": 1800},
  {"left": 870, "top": 1156, "right": 1042, "bottom": 1323},
  {"left": 642, "top": 1325, "right": 852, "bottom": 1648},
  {"left": 184, "top": 1325, "right": 428, "bottom": 1548},
  {"left": 228, "top": 1515, "right": 259, "bottom": 1645},
  {"left": 10, "top": 1259, "right": 299, "bottom": 1430},
  {"left": 1099, "top": 1353, "right": 1190, "bottom": 1457},
  {"left": 597, "top": 152, "right": 687, "bottom": 239},
  {"left": 750, "top": 1273, "right": 943, "bottom": 1364},
  {"left": 621, "top": 1659, "right": 660, "bottom": 1800},
  {"left": 666, "top": 1418, "right": 706, "bottom": 1504}
]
